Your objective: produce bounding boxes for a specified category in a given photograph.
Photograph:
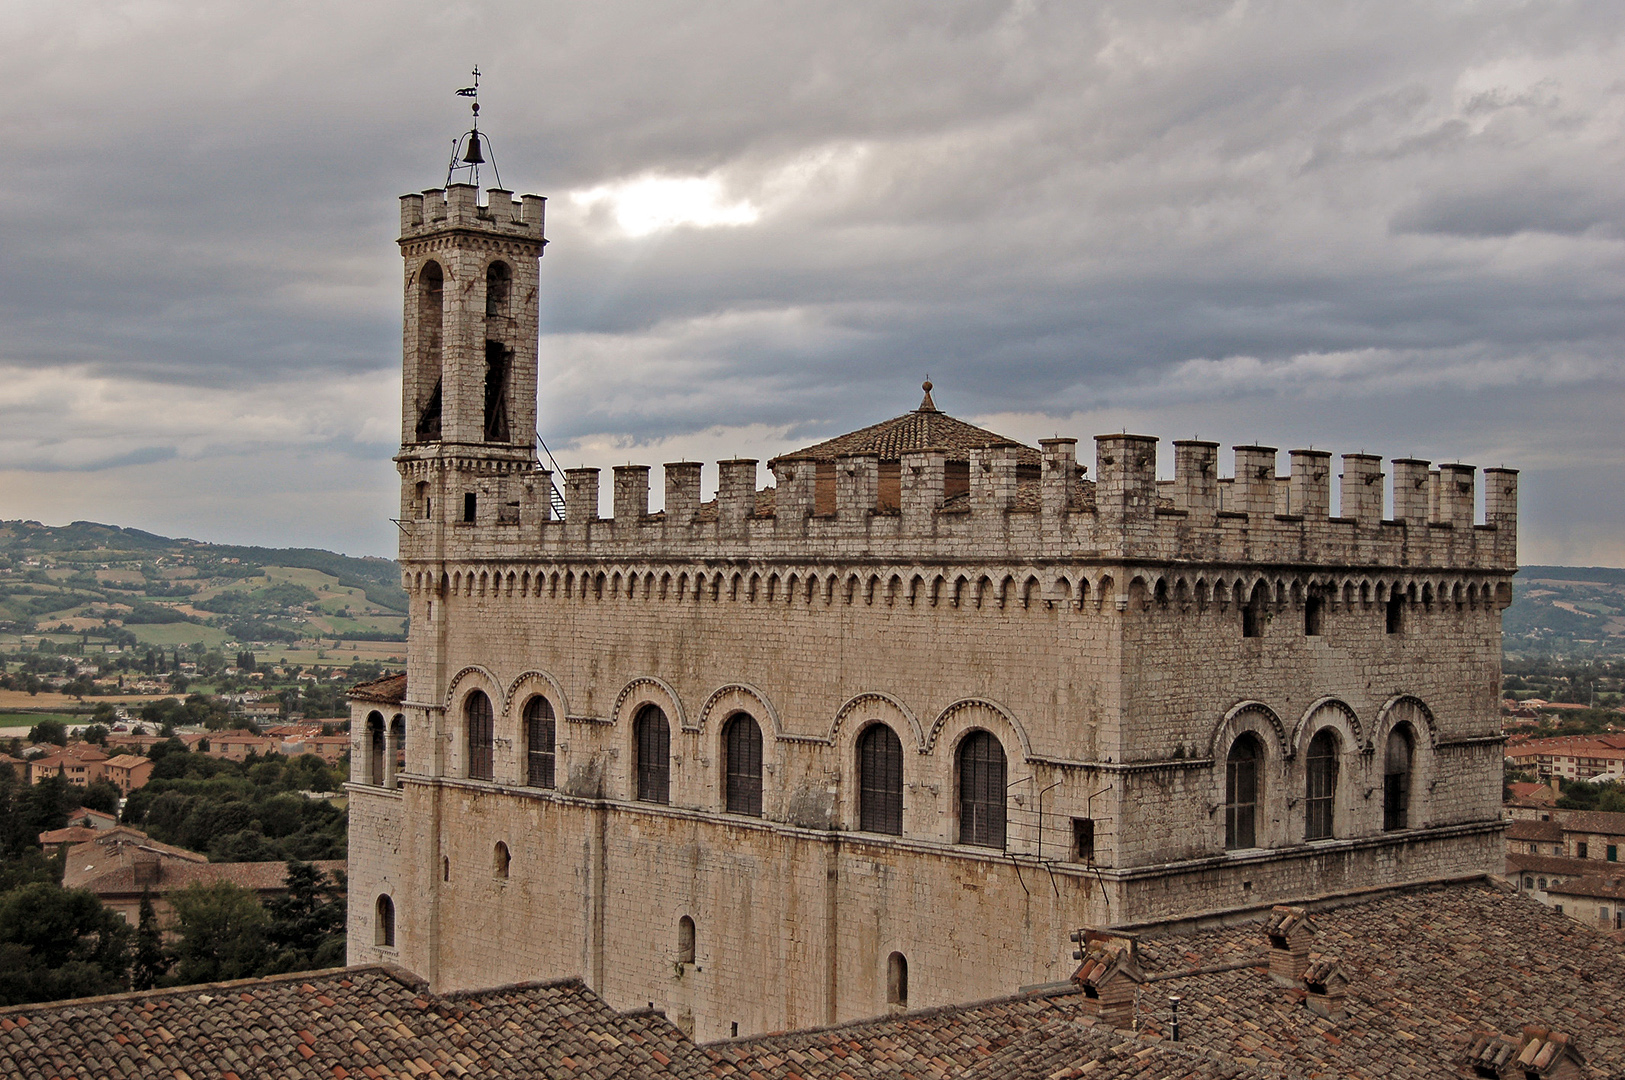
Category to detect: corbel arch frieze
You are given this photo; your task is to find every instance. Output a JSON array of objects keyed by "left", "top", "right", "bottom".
[
  {"left": 829, "top": 691, "right": 924, "bottom": 754},
  {"left": 697, "top": 683, "right": 782, "bottom": 739},
  {"left": 925, "top": 697, "right": 1033, "bottom": 760}
]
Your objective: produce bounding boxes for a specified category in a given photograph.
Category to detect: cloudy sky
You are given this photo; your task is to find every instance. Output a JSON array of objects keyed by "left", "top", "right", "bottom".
[{"left": 1, "top": 1, "right": 1622, "bottom": 563}]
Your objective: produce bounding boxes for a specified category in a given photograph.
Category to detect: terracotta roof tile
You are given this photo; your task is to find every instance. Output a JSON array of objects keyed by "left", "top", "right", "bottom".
[
  {"left": 348, "top": 672, "right": 407, "bottom": 705},
  {"left": 768, "top": 400, "right": 1042, "bottom": 468}
]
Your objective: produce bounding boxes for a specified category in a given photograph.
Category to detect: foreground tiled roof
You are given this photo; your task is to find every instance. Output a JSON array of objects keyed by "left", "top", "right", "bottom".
[
  {"left": 5, "top": 881, "right": 1621, "bottom": 1079},
  {"left": 348, "top": 672, "right": 407, "bottom": 704},
  {"left": 0, "top": 967, "right": 694, "bottom": 1080},
  {"left": 768, "top": 388, "right": 1042, "bottom": 467}
]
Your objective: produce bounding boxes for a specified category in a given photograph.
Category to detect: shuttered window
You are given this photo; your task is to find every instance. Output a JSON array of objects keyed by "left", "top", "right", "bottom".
[
  {"left": 1304, "top": 729, "right": 1338, "bottom": 840},
  {"left": 857, "top": 724, "right": 903, "bottom": 835},
  {"left": 466, "top": 690, "right": 494, "bottom": 781},
  {"left": 1384, "top": 726, "right": 1412, "bottom": 831},
  {"left": 957, "top": 731, "right": 1006, "bottom": 848},
  {"left": 1225, "top": 734, "right": 1261, "bottom": 849},
  {"left": 724, "top": 713, "right": 763, "bottom": 816},
  {"left": 525, "top": 696, "right": 555, "bottom": 788},
  {"left": 635, "top": 705, "right": 670, "bottom": 804}
]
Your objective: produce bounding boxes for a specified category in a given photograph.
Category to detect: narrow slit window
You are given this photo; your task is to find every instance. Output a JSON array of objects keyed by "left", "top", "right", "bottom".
[
  {"left": 463, "top": 492, "right": 477, "bottom": 523},
  {"left": 678, "top": 916, "right": 696, "bottom": 964},
  {"left": 1386, "top": 594, "right": 1404, "bottom": 635},
  {"left": 887, "top": 952, "right": 908, "bottom": 1007},
  {"left": 375, "top": 895, "right": 395, "bottom": 947},
  {"left": 1304, "top": 592, "right": 1324, "bottom": 636}
]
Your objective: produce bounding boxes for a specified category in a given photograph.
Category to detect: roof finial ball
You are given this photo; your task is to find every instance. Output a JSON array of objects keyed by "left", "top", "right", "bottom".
[{"left": 919, "top": 379, "right": 937, "bottom": 412}]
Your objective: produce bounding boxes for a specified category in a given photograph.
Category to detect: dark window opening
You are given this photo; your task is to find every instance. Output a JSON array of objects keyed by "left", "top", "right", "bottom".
[
  {"left": 1383, "top": 726, "right": 1412, "bottom": 831},
  {"left": 415, "top": 261, "right": 443, "bottom": 442},
  {"left": 391, "top": 714, "right": 406, "bottom": 781},
  {"left": 1226, "top": 734, "right": 1262, "bottom": 849},
  {"left": 957, "top": 731, "right": 1007, "bottom": 849},
  {"left": 1304, "top": 729, "right": 1338, "bottom": 840},
  {"left": 375, "top": 895, "right": 395, "bottom": 948},
  {"left": 483, "top": 340, "right": 512, "bottom": 443},
  {"left": 634, "top": 704, "right": 671, "bottom": 804},
  {"left": 415, "top": 481, "right": 431, "bottom": 520},
  {"left": 494, "top": 841, "right": 511, "bottom": 879},
  {"left": 1242, "top": 583, "right": 1266, "bottom": 638},
  {"left": 463, "top": 492, "right": 477, "bottom": 523},
  {"left": 485, "top": 261, "right": 511, "bottom": 317},
  {"left": 367, "top": 711, "right": 385, "bottom": 786},
  {"left": 1386, "top": 594, "right": 1404, "bottom": 634},
  {"left": 887, "top": 952, "right": 908, "bottom": 1007},
  {"left": 678, "top": 916, "right": 696, "bottom": 964},
  {"left": 723, "top": 713, "right": 764, "bottom": 816},
  {"left": 857, "top": 723, "right": 904, "bottom": 835},
  {"left": 1072, "top": 817, "right": 1095, "bottom": 863},
  {"left": 1579, "top": 842, "right": 1588, "bottom": 859},
  {"left": 442, "top": 856, "right": 449, "bottom": 882},
  {"left": 1304, "top": 592, "right": 1325, "bottom": 636},
  {"left": 466, "top": 690, "right": 494, "bottom": 781},
  {"left": 1611, "top": 845, "right": 1619, "bottom": 862},
  {"left": 525, "top": 696, "right": 555, "bottom": 788}
]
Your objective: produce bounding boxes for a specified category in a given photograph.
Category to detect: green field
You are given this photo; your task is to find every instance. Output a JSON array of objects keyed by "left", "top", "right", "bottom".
[{"left": 125, "top": 623, "right": 231, "bottom": 648}]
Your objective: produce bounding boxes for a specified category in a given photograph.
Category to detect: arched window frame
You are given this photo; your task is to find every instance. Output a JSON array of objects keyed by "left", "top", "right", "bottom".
[
  {"left": 1384, "top": 724, "right": 1415, "bottom": 831},
  {"left": 1225, "top": 733, "right": 1264, "bottom": 850},
  {"left": 633, "top": 704, "right": 671, "bottom": 804},
  {"left": 1304, "top": 729, "right": 1339, "bottom": 841},
  {"left": 856, "top": 723, "right": 904, "bottom": 836},
  {"left": 465, "top": 690, "right": 495, "bottom": 781},
  {"left": 493, "top": 841, "right": 511, "bottom": 879},
  {"left": 677, "top": 915, "right": 696, "bottom": 964},
  {"left": 956, "top": 729, "right": 1007, "bottom": 849},
  {"left": 389, "top": 713, "right": 406, "bottom": 787},
  {"left": 886, "top": 951, "right": 908, "bottom": 1008},
  {"left": 375, "top": 894, "right": 395, "bottom": 948},
  {"left": 722, "top": 712, "right": 764, "bottom": 816},
  {"left": 524, "top": 695, "right": 556, "bottom": 789}
]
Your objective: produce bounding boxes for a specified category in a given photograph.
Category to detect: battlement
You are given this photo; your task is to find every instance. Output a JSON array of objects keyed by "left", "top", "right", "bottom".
[
  {"left": 399, "top": 185, "right": 546, "bottom": 241},
  {"left": 399, "top": 435, "right": 1518, "bottom": 572}
]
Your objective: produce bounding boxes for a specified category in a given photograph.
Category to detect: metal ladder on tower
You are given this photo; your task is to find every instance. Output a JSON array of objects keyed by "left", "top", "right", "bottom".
[{"left": 536, "top": 432, "right": 568, "bottom": 521}]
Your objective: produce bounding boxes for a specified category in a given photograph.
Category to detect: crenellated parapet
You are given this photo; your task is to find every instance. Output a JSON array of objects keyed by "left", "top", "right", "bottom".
[
  {"left": 399, "top": 184, "right": 546, "bottom": 243},
  {"left": 397, "top": 434, "right": 1518, "bottom": 573}
]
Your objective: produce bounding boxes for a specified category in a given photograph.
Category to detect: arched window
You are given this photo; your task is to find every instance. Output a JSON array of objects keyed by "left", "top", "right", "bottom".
[
  {"left": 525, "top": 696, "right": 555, "bottom": 788},
  {"left": 887, "top": 952, "right": 908, "bottom": 1007},
  {"left": 1304, "top": 729, "right": 1338, "bottom": 840},
  {"left": 465, "top": 690, "right": 494, "bottom": 781},
  {"left": 1225, "top": 734, "right": 1263, "bottom": 849},
  {"left": 415, "top": 261, "right": 444, "bottom": 442},
  {"left": 723, "top": 713, "right": 763, "bottom": 816},
  {"left": 957, "top": 731, "right": 1007, "bottom": 849},
  {"left": 1384, "top": 725, "right": 1413, "bottom": 830},
  {"left": 494, "top": 841, "right": 511, "bottom": 879},
  {"left": 634, "top": 704, "right": 670, "bottom": 804},
  {"left": 857, "top": 724, "right": 904, "bottom": 835},
  {"left": 375, "top": 895, "right": 395, "bottom": 948},
  {"left": 367, "top": 711, "right": 385, "bottom": 786},
  {"left": 390, "top": 714, "right": 406, "bottom": 783},
  {"left": 677, "top": 915, "right": 696, "bottom": 964},
  {"left": 485, "top": 261, "right": 511, "bottom": 316}
]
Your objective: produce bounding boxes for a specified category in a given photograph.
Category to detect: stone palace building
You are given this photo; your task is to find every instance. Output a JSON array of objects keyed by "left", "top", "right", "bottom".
[{"left": 345, "top": 163, "right": 1519, "bottom": 1042}]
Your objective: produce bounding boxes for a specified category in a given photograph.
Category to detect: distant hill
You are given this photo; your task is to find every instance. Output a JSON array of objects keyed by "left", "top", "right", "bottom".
[
  {"left": 0, "top": 520, "right": 407, "bottom": 654},
  {"left": 1505, "top": 566, "right": 1625, "bottom": 658}
]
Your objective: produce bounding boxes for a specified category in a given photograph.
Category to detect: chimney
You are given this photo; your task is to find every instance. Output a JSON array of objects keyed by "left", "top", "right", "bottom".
[
  {"left": 1068, "top": 929, "right": 1143, "bottom": 1030},
  {"left": 1265, "top": 905, "right": 1315, "bottom": 984},
  {"left": 1301, "top": 956, "right": 1349, "bottom": 1020},
  {"left": 1464, "top": 1027, "right": 1585, "bottom": 1080}
]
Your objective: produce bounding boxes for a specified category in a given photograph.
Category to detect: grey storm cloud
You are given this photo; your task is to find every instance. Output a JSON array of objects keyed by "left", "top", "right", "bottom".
[{"left": 1, "top": 0, "right": 1623, "bottom": 559}]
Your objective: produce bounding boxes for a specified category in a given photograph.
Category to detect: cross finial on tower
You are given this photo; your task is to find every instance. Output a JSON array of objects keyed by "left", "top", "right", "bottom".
[{"left": 447, "top": 66, "right": 500, "bottom": 189}]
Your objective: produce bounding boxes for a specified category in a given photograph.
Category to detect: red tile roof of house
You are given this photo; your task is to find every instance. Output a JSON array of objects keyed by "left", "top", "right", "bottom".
[
  {"left": 348, "top": 671, "right": 407, "bottom": 704},
  {"left": 1508, "top": 819, "right": 1566, "bottom": 844}
]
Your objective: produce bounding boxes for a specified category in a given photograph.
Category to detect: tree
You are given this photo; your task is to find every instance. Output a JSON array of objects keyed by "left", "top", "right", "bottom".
[
  {"left": 0, "top": 882, "right": 132, "bottom": 1006},
  {"left": 27, "top": 719, "right": 66, "bottom": 746},
  {"left": 265, "top": 860, "right": 346, "bottom": 972},
  {"left": 167, "top": 880, "right": 268, "bottom": 984},
  {"left": 81, "top": 723, "right": 110, "bottom": 746},
  {"left": 131, "top": 891, "right": 170, "bottom": 991},
  {"left": 78, "top": 779, "right": 122, "bottom": 816}
]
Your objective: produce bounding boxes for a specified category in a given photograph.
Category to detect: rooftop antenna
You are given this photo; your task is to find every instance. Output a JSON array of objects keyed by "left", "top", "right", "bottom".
[{"left": 447, "top": 66, "right": 502, "bottom": 190}]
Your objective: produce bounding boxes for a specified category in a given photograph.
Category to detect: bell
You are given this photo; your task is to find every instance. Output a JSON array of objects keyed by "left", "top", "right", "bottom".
[{"left": 462, "top": 131, "right": 484, "bottom": 165}]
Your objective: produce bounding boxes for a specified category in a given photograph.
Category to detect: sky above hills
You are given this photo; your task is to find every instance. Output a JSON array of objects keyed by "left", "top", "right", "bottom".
[{"left": 1, "top": 1, "right": 1622, "bottom": 561}]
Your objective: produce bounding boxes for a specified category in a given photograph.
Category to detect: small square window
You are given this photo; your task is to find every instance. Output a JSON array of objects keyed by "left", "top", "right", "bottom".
[{"left": 1609, "top": 845, "right": 1619, "bottom": 862}]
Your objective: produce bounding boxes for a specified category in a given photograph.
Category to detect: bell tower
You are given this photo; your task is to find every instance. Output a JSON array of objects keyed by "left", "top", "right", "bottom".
[{"left": 395, "top": 84, "right": 546, "bottom": 541}]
